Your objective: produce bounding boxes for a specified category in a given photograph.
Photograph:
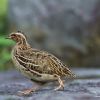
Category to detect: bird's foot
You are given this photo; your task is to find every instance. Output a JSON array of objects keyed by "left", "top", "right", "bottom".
[
  {"left": 17, "top": 88, "right": 36, "bottom": 96},
  {"left": 54, "top": 75, "right": 64, "bottom": 91},
  {"left": 54, "top": 84, "right": 64, "bottom": 91}
]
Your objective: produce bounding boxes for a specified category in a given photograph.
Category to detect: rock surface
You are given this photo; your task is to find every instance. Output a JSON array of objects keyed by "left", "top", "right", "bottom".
[
  {"left": 0, "top": 69, "right": 100, "bottom": 100},
  {"left": 8, "top": 0, "right": 100, "bottom": 67}
]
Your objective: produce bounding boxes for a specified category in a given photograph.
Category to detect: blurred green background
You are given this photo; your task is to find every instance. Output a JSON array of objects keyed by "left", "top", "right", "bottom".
[
  {"left": 0, "top": 0, "right": 100, "bottom": 71},
  {"left": 0, "top": 0, "right": 14, "bottom": 70}
]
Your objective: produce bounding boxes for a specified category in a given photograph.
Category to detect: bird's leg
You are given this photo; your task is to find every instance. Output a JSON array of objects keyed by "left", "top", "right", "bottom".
[
  {"left": 54, "top": 75, "right": 64, "bottom": 91},
  {"left": 18, "top": 84, "right": 41, "bottom": 95}
]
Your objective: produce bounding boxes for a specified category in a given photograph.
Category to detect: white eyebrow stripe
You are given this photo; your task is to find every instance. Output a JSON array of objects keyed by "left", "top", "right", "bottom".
[{"left": 16, "top": 32, "right": 26, "bottom": 38}]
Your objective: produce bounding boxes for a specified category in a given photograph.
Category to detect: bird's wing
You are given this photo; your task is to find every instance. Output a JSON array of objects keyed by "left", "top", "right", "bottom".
[
  {"left": 17, "top": 49, "right": 75, "bottom": 78},
  {"left": 44, "top": 53, "right": 75, "bottom": 77}
]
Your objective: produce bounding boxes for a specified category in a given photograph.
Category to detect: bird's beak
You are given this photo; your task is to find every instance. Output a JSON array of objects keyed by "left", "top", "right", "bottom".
[{"left": 5, "top": 36, "right": 11, "bottom": 39}]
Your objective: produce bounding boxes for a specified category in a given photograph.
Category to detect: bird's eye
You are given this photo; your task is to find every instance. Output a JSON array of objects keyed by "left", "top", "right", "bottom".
[{"left": 11, "top": 34, "right": 16, "bottom": 37}]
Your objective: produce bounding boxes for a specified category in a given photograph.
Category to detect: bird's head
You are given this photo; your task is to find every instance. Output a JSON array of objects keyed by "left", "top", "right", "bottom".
[{"left": 6, "top": 31, "right": 27, "bottom": 44}]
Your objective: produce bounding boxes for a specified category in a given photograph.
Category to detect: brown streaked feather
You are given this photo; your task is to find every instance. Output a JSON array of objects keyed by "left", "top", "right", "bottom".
[
  {"left": 45, "top": 54, "right": 75, "bottom": 77},
  {"left": 15, "top": 46, "right": 75, "bottom": 78}
]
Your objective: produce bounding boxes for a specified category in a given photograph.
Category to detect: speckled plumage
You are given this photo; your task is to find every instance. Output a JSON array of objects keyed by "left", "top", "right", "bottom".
[{"left": 7, "top": 31, "right": 76, "bottom": 95}]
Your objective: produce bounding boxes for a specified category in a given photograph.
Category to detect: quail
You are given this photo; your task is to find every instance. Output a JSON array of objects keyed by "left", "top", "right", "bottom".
[{"left": 6, "top": 31, "right": 76, "bottom": 95}]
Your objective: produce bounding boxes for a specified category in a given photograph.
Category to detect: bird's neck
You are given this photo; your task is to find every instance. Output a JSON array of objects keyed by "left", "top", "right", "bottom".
[
  {"left": 17, "top": 39, "right": 27, "bottom": 45},
  {"left": 16, "top": 41, "right": 31, "bottom": 50}
]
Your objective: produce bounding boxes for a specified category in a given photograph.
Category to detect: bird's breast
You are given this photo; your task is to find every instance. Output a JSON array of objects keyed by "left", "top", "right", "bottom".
[{"left": 11, "top": 48, "right": 58, "bottom": 82}]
